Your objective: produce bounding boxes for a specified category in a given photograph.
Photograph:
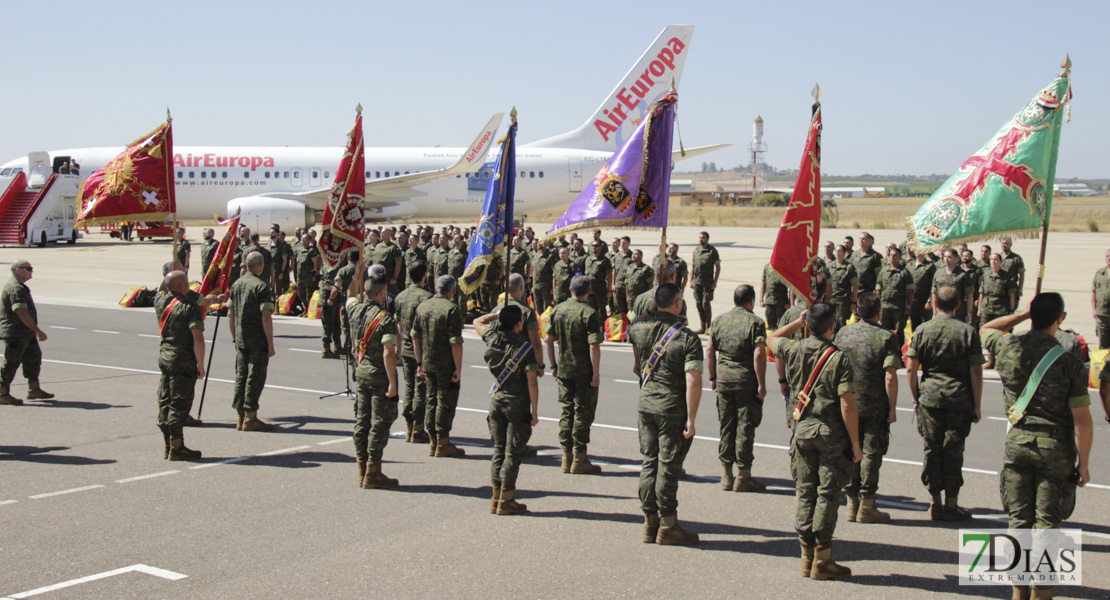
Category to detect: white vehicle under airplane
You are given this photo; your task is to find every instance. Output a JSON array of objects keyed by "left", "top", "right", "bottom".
[{"left": 0, "top": 24, "right": 727, "bottom": 239}]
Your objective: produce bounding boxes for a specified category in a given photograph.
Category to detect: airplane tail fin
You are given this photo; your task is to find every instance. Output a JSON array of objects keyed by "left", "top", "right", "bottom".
[{"left": 523, "top": 25, "right": 694, "bottom": 152}]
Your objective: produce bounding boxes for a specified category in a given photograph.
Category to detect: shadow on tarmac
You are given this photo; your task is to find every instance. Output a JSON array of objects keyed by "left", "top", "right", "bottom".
[
  {"left": 22, "top": 399, "right": 130, "bottom": 410},
  {"left": 0, "top": 445, "right": 116, "bottom": 465},
  {"left": 227, "top": 450, "right": 351, "bottom": 469}
]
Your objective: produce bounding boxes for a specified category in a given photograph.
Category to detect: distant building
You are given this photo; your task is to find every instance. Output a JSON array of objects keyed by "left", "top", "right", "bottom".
[{"left": 1054, "top": 183, "right": 1097, "bottom": 197}]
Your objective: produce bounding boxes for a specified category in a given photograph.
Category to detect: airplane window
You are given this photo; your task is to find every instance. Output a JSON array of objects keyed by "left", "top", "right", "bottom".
[
  {"left": 265, "top": 172, "right": 270, "bottom": 179},
  {"left": 211, "top": 171, "right": 216, "bottom": 178},
  {"left": 243, "top": 172, "right": 249, "bottom": 178},
  {"left": 324, "top": 172, "right": 330, "bottom": 179},
  {"left": 201, "top": 171, "right": 206, "bottom": 179},
  {"left": 394, "top": 171, "right": 399, "bottom": 176},
  {"left": 405, "top": 171, "right": 410, "bottom": 175},
  {"left": 520, "top": 171, "right": 525, "bottom": 177},
  {"left": 310, "top": 171, "right": 317, "bottom": 179},
  {"left": 294, "top": 172, "right": 300, "bottom": 179},
  {"left": 539, "top": 171, "right": 544, "bottom": 178},
  {"left": 189, "top": 171, "right": 195, "bottom": 178},
  {"left": 375, "top": 172, "right": 381, "bottom": 178},
  {"left": 530, "top": 172, "right": 535, "bottom": 178},
  {"left": 177, "top": 171, "right": 183, "bottom": 178},
  {"left": 284, "top": 172, "right": 289, "bottom": 178},
  {"left": 0, "top": 169, "right": 8, "bottom": 176},
  {"left": 222, "top": 172, "right": 227, "bottom": 179}
]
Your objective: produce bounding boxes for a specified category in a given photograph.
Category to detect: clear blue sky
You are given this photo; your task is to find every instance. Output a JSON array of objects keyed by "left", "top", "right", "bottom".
[{"left": 1, "top": 0, "right": 1105, "bottom": 178}]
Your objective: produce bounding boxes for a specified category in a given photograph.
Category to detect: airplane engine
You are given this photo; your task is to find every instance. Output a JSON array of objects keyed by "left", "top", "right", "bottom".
[{"left": 228, "top": 197, "right": 314, "bottom": 233}]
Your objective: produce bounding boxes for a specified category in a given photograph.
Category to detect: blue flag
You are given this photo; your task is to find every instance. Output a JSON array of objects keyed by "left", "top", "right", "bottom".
[{"left": 460, "top": 120, "right": 516, "bottom": 294}]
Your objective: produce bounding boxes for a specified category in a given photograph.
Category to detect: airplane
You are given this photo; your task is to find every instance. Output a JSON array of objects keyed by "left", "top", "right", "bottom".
[{"left": 0, "top": 24, "right": 727, "bottom": 234}]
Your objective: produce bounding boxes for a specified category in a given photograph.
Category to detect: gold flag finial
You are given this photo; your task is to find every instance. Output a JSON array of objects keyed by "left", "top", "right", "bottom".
[
  {"left": 1060, "top": 54, "right": 1071, "bottom": 77},
  {"left": 669, "top": 78, "right": 677, "bottom": 95},
  {"left": 510, "top": 106, "right": 517, "bottom": 126},
  {"left": 356, "top": 103, "right": 363, "bottom": 115},
  {"left": 811, "top": 83, "right": 821, "bottom": 102},
  {"left": 166, "top": 107, "right": 172, "bottom": 123}
]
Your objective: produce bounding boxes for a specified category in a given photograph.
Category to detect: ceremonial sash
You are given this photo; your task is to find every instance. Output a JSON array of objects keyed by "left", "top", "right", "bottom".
[
  {"left": 640, "top": 322, "right": 685, "bottom": 387},
  {"left": 792, "top": 347, "right": 838, "bottom": 421},
  {"left": 490, "top": 341, "right": 533, "bottom": 394},
  {"left": 356, "top": 309, "right": 389, "bottom": 364},
  {"left": 158, "top": 298, "right": 181, "bottom": 337},
  {"left": 1006, "top": 345, "right": 1065, "bottom": 433}
]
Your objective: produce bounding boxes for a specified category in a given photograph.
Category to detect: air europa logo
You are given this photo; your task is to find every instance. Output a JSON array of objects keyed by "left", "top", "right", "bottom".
[
  {"left": 173, "top": 153, "right": 276, "bottom": 171},
  {"left": 466, "top": 132, "right": 493, "bottom": 164},
  {"left": 594, "top": 37, "right": 686, "bottom": 142}
]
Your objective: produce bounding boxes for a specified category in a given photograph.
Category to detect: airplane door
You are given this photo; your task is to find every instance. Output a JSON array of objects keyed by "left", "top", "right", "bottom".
[
  {"left": 291, "top": 167, "right": 303, "bottom": 188},
  {"left": 568, "top": 158, "right": 582, "bottom": 193}
]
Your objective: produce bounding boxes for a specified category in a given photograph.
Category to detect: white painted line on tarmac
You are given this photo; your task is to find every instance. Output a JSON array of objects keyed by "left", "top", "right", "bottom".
[
  {"left": 876, "top": 499, "right": 925, "bottom": 511},
  {"left": 189, "top": 457, "right": 249, "bottom": 469},
  {"left": 896, "top": 407, "right": 914, "bottom": 412},
  {"left": 618, "top": 464, "right": 639, "bottom": 471},
  {"left": 962, "top": 467, "right": 999, "bottom": 475},
  {"left": 0, "top": 500, "right": 17, "bottom": 506},
  {"left": 317, "top": 437, "right": 351, "bottom": 446},
  {"left": 614, "top": 379, "right": 638, "bottom": 384},
  {"left": 290, "top": 348, "right": 318, "bottom": 354},
  {"left": 92, "top": 330, "right": 120, "bottom": 334},
  {"left": 256, "top": 445, "right": 312, "bottom": 456},
  {"left": 3, "top": 563, "right": 186, "bottom": 598},
  {"left": 1084, "top": 531, "right": 1110, "bottom": 541},
  {"left": 29, "top": 485, "right": 104, "bottom": 499},
  {"left": 137, "top": 333, "right": 160, "bottom": 339},
  {"left": 42, "top": 360, "right": 337, "bottom": 395},
  {"left": 884, "top": 458, "right": 923, "bottom": 466},
  {"left": 115, "top": 471, "right": 179, "bottom": 484},
  {"left": 49, "top": 326, "right": 75, "bottom": 330},
  {"left": 469, "top": 365, "right": 486, "bottom": 369},
  {"left": 754, "top": 442, "right": 790, "bottom": 451},
  {"left": 1086, "top": 483, "right": 1110, "bottom": 490}
]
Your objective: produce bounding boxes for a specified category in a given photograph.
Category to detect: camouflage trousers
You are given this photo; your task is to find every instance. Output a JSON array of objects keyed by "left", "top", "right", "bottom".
[
  {"left": 831, "top": 301, "right": 852, "bottom": 332},
  {"left": 845, "top": 413, "right": 890, "bottom": 497},
  {"left": 157, "top": 365, "right": 196, "bottom": 437},
  {"left": 320, "top": 298, "right": 342, "bottom": 349},
  {"left": 1095, "top": 315, "right": 1110, "bottom": 349},
  {"left": 478, "top": 283, "right": 499, "bottom": 314},
  {"left": 1000, "top": 433, "right": 1077, "bottom": 529},
  {"left": 716, "top": 387, "right": 763, "bottom": 468},
  {"left": 352, "top": 379, "right": 398, "bottom": 462},
  {"left": 693, "top": 283, "right": 714, "bottom": 329},
  {"left": 909, "top": 301, "right": 931, "bottom": 332},
  {"left": 455, "top": 291, "right": 468, "bottom": 316},
  {"left": 232, "top": 345, "right": 269, "bottom": 412},
  {"left": 424, "top": 370, "right": 460, "bottom": 437},
  {"left": 557, "top": 376, "right": 598, "bottom": 450},
  {"left": 1, "top": 335, "right": 41, "bottom": 385},
  {"left": 590, "top": 290, "right": 609, "bottom": 321},
  {"left": 764, "top": 304, "right": 784, "bottom": 330},
  {"left": 612, "top": 285, "right": 628, "bottom": 315},
  {"left": 880, "top": 306, "right": 908, "bottom": 349},
  {"left": 296, "top": 273, "right": 317, "bottom": 313},
  {"left": 638, "top": 411, "right": 693, "bottom": 515},
  {"left": 401, "top": 355, "right": 426, "bottom": 425},
  {"left": 790, "top": 420, "right": 851, "bottom": 546},
  {"left": 340, "top": 304, "right": 351, "bottom": 353},
  {"left": 915, "top": 405, "right": 973, "bottom": 495},
  {"left": 981, "top": 309, "right": 1013, "bottom": 332},
  {"left": 488, "top": 397, "right": 533, "bottom": 489},
  {"left": 532, "top": 287, "right": 553, "bottom": 313}
]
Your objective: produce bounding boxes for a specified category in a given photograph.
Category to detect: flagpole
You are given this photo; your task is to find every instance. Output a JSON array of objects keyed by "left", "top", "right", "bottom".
[
  {"left": 1035, "top": 55, "right": 1072, "bottom": 297},
  {"left": 196, "top": 311, "right": 221, "bottom": 419},
  {"left": 657, "top": 227, "right": 667, "bottom": 285},
  {"left": 502, "top": 108, "right": 518, "bottom": 304}
]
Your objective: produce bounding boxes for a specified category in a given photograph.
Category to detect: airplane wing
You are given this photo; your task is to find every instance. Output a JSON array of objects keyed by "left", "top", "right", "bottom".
[{"left": 673, "top": 143, "right": 731, "bottom": 163}]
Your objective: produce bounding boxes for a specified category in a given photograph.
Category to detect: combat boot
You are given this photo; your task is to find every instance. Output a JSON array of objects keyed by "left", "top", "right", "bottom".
[
  {"left": 490, "top": 486, "right": 501, "bottom": 514},
  {"left": 26, "top": 380, "right": 54, "bottom": 400},
  {"left": 733, "top": 468, "right": 766, "bottom": 493},
  {"left": 434, "top": 435, "right": 465, "bottom": 457},
  {"left": 428, "top": 435, "right": 438, "bottom": 456},
  {"left": 361, "top": 462, "right": 398, "bottom": 489},
  {"left": 1030, "top": 585, "right": 1052, "bottom": 599},
  {"left": 569, "top": 447, "right": 602, "bottom": 474},
  {"left": 642, "top": 511, "right": 660, "bottom": 543},
  {"left": 810, "top": 544, "right": 852, "bottom": 580},
  {"left": 242, "top": 411, "right": 274, "bottom": 432},
  {"left": 846, "top": 494, "right": 860, "bottom": 523},
  {"left": 560, "top": 446, "right": 572, "bottom": 473},
  {"left": 800, "top": 543, "right": 815, "bottom": 577},
  {"left": 0, "top": 383, "right": 23, "bottom": 406},
  {"left": 236, "top": 409, "right": 246, "bottom": 431},
  {"left": 159, "top": 425, "right": 170, "bottom": 459},
  {"left": 656, "top": 513, "right": 699, "bottom": 546},
  {"left": 720, "top": 462, "right": 734, "bottom": 490},
  {"left": 356, "top": 460, "right": 367, "bottom": 486},
  {"left": 404, "top": 420, "right": 414, "bottom": 443},
  {"left": 942, "top": 492, "right": 973, "bottom": 521},
  {"left": 1011, "top": 585, "right": 1030, "bottom": 600},
  {"left": 184, "top": 414, "right": 203, "bottom": 427},
  {"left": 411, "top": 421, "right": 430, "bottom": 443},
  {"left": 167, "top": 436, "right": 202, "bottom": 461},
  {"left": 321, "top": 344, "right": 339, "bottom": 359},
  {"left": 857, "top": 494, "right": 891, "bottom": 524},
  {"left": 496, "top": 488, "right": 528, "bottom": 515},
  {"left": 929, "top": 492, "right": 944, "bottom": 521}
]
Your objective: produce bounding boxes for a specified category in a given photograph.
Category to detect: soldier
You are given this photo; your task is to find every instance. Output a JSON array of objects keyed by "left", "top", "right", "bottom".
[
  {"left": 333, "top": 250, "right": 359, "bottom": 357},
  {"left": 625, "top": 250, "right": 654, "bottom": 313},
  {"left": 707, "top": 284, "right": 768, "bottom": 492},
  {"left": 906, "top": 285, "right": 984, "bottom": 520},
  {"left": 545, "top": 275, "right": 604, "bottom": 474},
  {"left": 0, "top": 260, "right": 51, "bottom": 405},
  {"left": 372, "top": 228, "right": 404, "bottom": 296},
  {"left": 431, "top": 234, "right": 451, "bottom": 291},
  {"left": 779, "top": 296, "right": 807, "bottom": 341},
  {"left": 982, "top": 294, "right": 1093, "bottom": 600},
  {"left": 591, "top": 229, "right": 607, "bottom": 256},
  {"left": 961, "top": 249, "right": 983, "bottom": 327},
  {"left": 318, "top": 259, "right": 343, "bottom": 359},
  {"left": 552, "top": 246, "right": 574, "bottom": 305},
  {"left": 412, "top": 275, "right": 466, "bottom": 457},
  {"left": 908, "top": 249, "right": 936, "bottom": 331},
  {"left": 199, "top": 228, "right": 219, "bottom": 278},
  {"left": 242, "top": 233, "right": 274, "bottom": 289},
  {"left": 852, "top": 232, "right": 882, "bottom": 295},
  {"left": 477, "top": 252, "right": 504, "bottom": 314},
  {"left": 1091, "top": 248, "right": 1110, "bottom": 349},
  {"left": 931, "top": 249, "right": 974, "bottom": 324},
  {"left": 228, "top": 251, "right": 277, "bottom": 432},
  {"left": 769, "top": 303, "right": 861, "bottom": 580},
  {"left": 652, "top": 243, "right": 689, "bottom": 290},
  {"left": 494, "top": 274, "right": 544, "bottom": 370},
  {"left": 875, "top": 246, "right": 914, "bottom": 348},
  {"left": 475, "top": 305, "right": 541, "bottom": 515},
  {"left": 394, "top": 260, "right": 434, "bottom": 443},
  {"left": 842, "top": 235, "right": 855, "bottom": 260},
  {"left": 584, "top": 240, "right": 613, "bottom": 319},
  {"left": 822, "top": 240, "right": 835, "bottom": 265},
  {"left": 403, "top": 232, "right": 427, "bottom": 288},
  {"left": 152, "top": 271, "right": 207, "bottom": 460},
  {"left": 611, "top": 236, "right": 633, "bottom": 315},
  {"left": 978, "top": 244, "right": 992, "bottom": 277},
  {"left": 691, "top": 231, "right": 721, "bottom": 333},
  {"left": 175, "top": 228, "right": 191, "bottom": 276},
  {"left": 631, "top": 260, "right": 688, "bottom": 324},
  {"left": 295, "top": 233, "right": 320, "bottom": 316},
  {"left": 760, "top": 263, "right": 789, "bottom": 329},
  {"left": 508, "top": 236, "right": 529, "bottom": 280},
  {"left": 277, "top": 231, "right": 296, "bottom": 295},
  {"left": 570, "top": 237, "right": 588, "bottom": 274},
  {"left": 979, "top": 253, "right": 1016, "bottom": 330},
  {"left": 348, "top": 276, "right": 400, "bottom": 488},
  {"left": 834, "top": 293, "right": 901, "bottom": 524},
  {"left": 530, "top": 238, "right": 556, "bottom": 312},
  {"left": 828, "top": 245, "right": 859, "bottom": 330},
  {"left": 1000, "top": 238, "right": 1026, "bottom": 305},
  {"left": 628, "top": 283, "right": 703, "bottom": 545},
  {"left": 447, "top": 236, "right": 469, "bottom": 314}
]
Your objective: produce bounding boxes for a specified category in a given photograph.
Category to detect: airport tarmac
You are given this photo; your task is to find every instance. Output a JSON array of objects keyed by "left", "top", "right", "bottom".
[{"left": 2, "top": 225, "right": 1109, "bottom": 598}]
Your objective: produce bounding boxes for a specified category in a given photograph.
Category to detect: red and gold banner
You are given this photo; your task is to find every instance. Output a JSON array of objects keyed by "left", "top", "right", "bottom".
[
  {"left": 199, "top": 210, "right": 241, "bottom": 297},
  {"left": 319, "top": 107, "right": 366, "bottom": 268},
  {"left": 75, "top": 119, "right": 175, "bottom": 227},
  {"left": 770, "top": 96, "right": 822, "bottom": 304}
]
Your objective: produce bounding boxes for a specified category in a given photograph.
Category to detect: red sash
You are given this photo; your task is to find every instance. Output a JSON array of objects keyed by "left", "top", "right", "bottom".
[
  {"left": 158, "top": 298, "right": 181, "bottom": 337},
  {"left": 791, "top": 347, "right": 838, "bottom": 421},
  {"left": 356, "top": 310, "right": 389, "bottom": 364}
]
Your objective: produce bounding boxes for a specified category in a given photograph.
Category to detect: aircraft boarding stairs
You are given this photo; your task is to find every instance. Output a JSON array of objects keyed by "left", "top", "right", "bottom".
[{"left": 0, "top": 171, "right": 81, "bottom": 247}]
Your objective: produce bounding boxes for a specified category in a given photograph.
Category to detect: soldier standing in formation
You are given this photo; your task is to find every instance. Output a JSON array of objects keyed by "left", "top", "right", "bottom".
[
  {"left": 242, "top": 233, "right": 274, "bottom": 290},
  {"left": 199, "top": 228, "right": 219, "bottom": 278},
  {"left": 584, "top": 240, "right": 612, "bottom": 319},
  {"left": 691, "top": 231, "right": 721, "bottom": 333},
  {"left": 852, "top": 232, "right": 882, "bottom": 296},
  {"left": 828, "top": 245, "right": 859, "bottom": 330},
  {"left": 447, "top": 236, "right": 469, "bottom": 314},
  {"left": 932, "top": 249, "right": 974, "bottom": 324},
  {"left": 1091, "top": 248, "right": 1110, "bottom": 348},
  {"left": 403, "top": 232, "right": 426, "bottom": 288},
  {"left": 706, "top": 284, "right": 767, "bottom": 493},
  {"left": 412, "top": 275, "right": 466, "bottom": 457},
  {"left": 961, "top": 249, "right": 983, "bottom": 327},
  {"left": 654, "top": 243, "right": 689, "bottom": 290},
  {"left": 372, "top": 228, "right": 404, "bottom": 297},
  {"left": 631, "top": 260, "right": 688, "bottom": 324},
  {"left": 509, "top": 236, "right": 529, "bottom": 282},
  {"left": 477, "top": 252, "right": 504, "bottom": 314},
  {"left": 0, "top": 261, "right": 51, "bottom": 405},
  {"left": 570, "top": 237, "right": 588, "bottom": 275},
  {"left": 770, "top": 304, "right": 861, "bottom": 580},
  {"left": 294, "top": 233, "right": 320, "bottom": 315},
  {"left": 760, "top": 262, "right": 789, "bottom": 329},
  {"left": 999, "top": 236, "right": 1026, "bottom": 306},
  {"left": 545, "top": 276, "right": 604, "bottom": 474},
  {"left": 625, "top": 250, "right": 654, "bottom": 314},
  {"left": 610, "top": 236, "right": 632, "bottom": 315},
  {"left": 333, "top": 250, "right": 359, "bottom": 359},
  {"left": 834, "top": 292, "right": 900, "bottom": 524},
  {"left": 908, "top": 248, "right": 936, "bottom": 331},
  {"left": 876, "top": 246, "right": 914, "bottom": 348},
  {"left": 228, "top": 252, "right": 277, "bottom": 432},
  {"left": 175, "top": 228, "right": 191, "bottom": 276},
  {"left": 349, "top": 276, "right": 400, "bottom": 489},
  {"left": 979, "top": 253, "right": 1016, "bottom": 329},
  {"left": 906, "top": 285, "right": 983, "bottom": 520},
  {"left": 395, "top": 260, "right": 434, "bottom": 443},
  {"left": 552, "top": 246, "right": 574, "bottom": 305},
  {"left": 530, "top": 239, "right": 556, "bottom": 312},
  {"left": 319, "top": 260, "right": 343, "bottom": 359}
]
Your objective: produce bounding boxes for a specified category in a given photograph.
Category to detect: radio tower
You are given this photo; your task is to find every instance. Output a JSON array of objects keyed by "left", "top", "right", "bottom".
[{"left": 748, "top": 115, "right": 769, "bottom": 198}]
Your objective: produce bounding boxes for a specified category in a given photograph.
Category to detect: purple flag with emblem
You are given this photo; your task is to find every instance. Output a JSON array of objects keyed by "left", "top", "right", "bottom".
[{"left": 544, "top": 94, "right": 676, "bottom": 240}]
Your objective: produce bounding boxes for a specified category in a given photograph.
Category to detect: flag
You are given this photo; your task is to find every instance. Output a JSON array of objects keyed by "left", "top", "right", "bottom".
[
  {"left": 770, "top": 91, "right": 822, "bottom": 304},
  {"left": 198, "top": 210, "right": 242, "bottom": 296},
  {"left": 908, "top": 70, "right": 1072, "bottom": 253},
  {"left": 75, "top": 118, "right": 175, "bottom": 227},
  {"left": 460, "top": 116, "right": 517, "bottom": 294},
  {"left": 544, "top": 94, "right": 675, "bottom": 240},
  {"left": 319, "top": 107, "right": 366, "bottom": 268}
]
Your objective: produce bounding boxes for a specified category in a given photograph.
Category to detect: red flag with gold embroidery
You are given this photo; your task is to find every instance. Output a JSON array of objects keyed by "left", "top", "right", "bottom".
[
  {"left": 75, "top": 119, "right": 175, "bottom": 227},
  {"left": 770, "top": 89, "right": 822, "bottom": 304},
  {"left": 318, "top": 106, "right": 366, "bottom": 268},
  {"left": 199, "top": 209, "right": 241, "bottom": 297}
]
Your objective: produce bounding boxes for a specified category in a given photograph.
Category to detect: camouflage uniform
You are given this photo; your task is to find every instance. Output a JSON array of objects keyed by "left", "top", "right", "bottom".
[
  {"left": 653, "top": 254, "right": 688, "bottom": 289},
  {"left": 631, "top": 286, "right": 688, "bottom": 324},
  {"left": 570, "top": 249, "right": 588, "bottom": 276},
  {"left": 584, "top": 253, "right": 612, "bottom": 319},
  {"left": 447, "top": 248, "right": 468, "bottom": 313},
  {"left": 294, "top": 243, "right": 320, "bottom": 312},
  {"left": 932, "top": 266, "right": 974, "bottom": 322},
  {"left": 477, "top": 254, "right": 504, "bottom": 314},
  {"left": 762, "top": 263, "right": 789, "bottom": 328},
  {"left": 876, "top": 263, "right": 915, "bottom": 347},
  {"left": 625, "top": 263, "right": 654, "bottom": 311},
  {"left": 411, "top": 294, "right": 464, "bottom": 437},
  {"left": 691, "top": 245, "right": 721, "bottom": 328},
  {"left": 611, "top": 249, "right": 632, "bottom": 314},
  {"left": 349, "top": 299, "right": 398, "bottom": 462},
  {"left": 153, "top": 290, "right": 204, "bottom": 437},
  {"left": 176, "top": 238, "right": 192, "bottom": 275},
  {"left": 983, "top": 328, "right": 1087, "bottom": 530},
  {"left": 547, "top": 298, "right": 603, "bottom": 450},
  {"left": 979, "top": 269, "right": 1016, "bottom": 327},
  {"left": 394, "top": 283, "right": 433, "bottom": 427},
  {"left": 482, "top": 326, "right": 539, "bottom": 490},
  {"left": 999, "top": 251, "right": 1025, "bottom": 302},
  {"left": 319, "top": 265, "right": 343, "bottom": 350},
  {"left": 200, "top": 238, "right": 220, "bottom": 280},
  {"left": 403, "top": 244, "right": 427, "bottom": 288},
  {"left": 710, "top": 307, "right": 766, "bottom": 469},
  {"left": 229, "top": 272, "right": 275, "bottom": 413},
  {"left": 908, "top": 260, "right": 936, "bottom": 331},
  {"left": 852, "top": 249, "right": 883, "bottom": 294},
  {"left": 371, "top": 241, "right": 404, "bottom": 296},
  {"left": 963, "top": 260, "right": 983, "bottom": 327},
  {"left": 509, "top": 247, "right": 529, "bottom": 279},
  {"left": 779, "top": 304, "right": 806, "bottom": 340},
  {"left": 552, "top": 260, "right": 575, "bottom": 305},
  {"left": 0, "top": 277, "right": 42, "bottom": 389},
  {"left": 269, "top": 237, "right": 292, "bottom": 295},
  {"left": 835, "top": 320, "right": 902, "bottom": 497},
  {"left": 241, "top": 242, "right": 274, "bottom": 286},
  {"left": 828, "top": 261, "right": 859, "bottom": 330},
  {"left": 1092, "top": 266, "right": 1110, "bottom": 348},
  {"left": 907, "top": 315, "right": 985, "bottom": 497},
  {"left": 628, "top": 312, "right": 704, "bottom": 516},
  {"left": 334, "top": 261, "right": 358, "bottom": 352},
  {"left": 431, "top": 246, "right": 451, "bottom": 291},
  {"left": 530, "top": 247, "right": 556, "bottom": 312}
]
